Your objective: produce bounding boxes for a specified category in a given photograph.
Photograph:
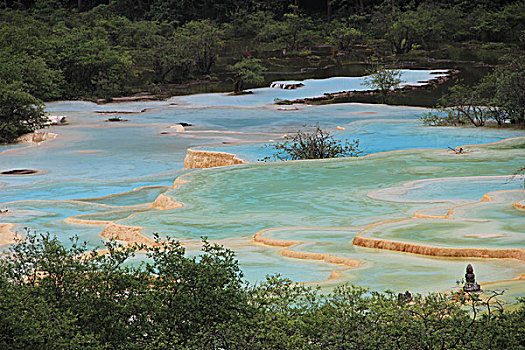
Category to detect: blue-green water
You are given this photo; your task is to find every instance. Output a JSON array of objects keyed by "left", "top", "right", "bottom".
[{"left": 1, "top": 71, "right": 524, "bottom": 296}]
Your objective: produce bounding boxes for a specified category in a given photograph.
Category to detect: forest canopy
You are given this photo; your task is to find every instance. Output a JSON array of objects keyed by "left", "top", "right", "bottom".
[{"left": 1, "top": 0, "right": 524, "bottom": 101}]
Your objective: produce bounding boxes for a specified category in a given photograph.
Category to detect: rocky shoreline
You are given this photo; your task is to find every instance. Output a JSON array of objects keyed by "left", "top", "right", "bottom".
[{"left": 275, "top": 69, "right": 460, "bottom": 105}]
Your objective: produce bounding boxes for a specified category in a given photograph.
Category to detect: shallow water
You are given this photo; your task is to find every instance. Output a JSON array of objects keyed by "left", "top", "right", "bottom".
[
  {"left": 200, "top": 118, "right": 525, "bottom": 161},
  {"left": 1, "top": 72, "right": 524, "bottom": 298},
  {"left": 173, "top": 70, "right": 447, "bottom": 108}
]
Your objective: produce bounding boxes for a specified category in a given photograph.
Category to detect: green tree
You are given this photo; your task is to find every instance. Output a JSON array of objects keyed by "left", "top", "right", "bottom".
[
  {"left": 150, "top": 31, "right": 194, "bottom": 83},
  {"left": 56, "top": 26, "right": 134, "bottom": 98},
  {"left": 492, "top": 55, "right": 525, "bottom": 124},
  {"left": 229, "top": 57, "right": 267, "bottom": 93},
  {"left": 144, "top": 236, "right": 249, "bottom": 348},
  {"left": 429, "top": 55, "right": 525, "bottom": 127},
  {"left": 179, "top": 20, "right": 224, "bottom": 74},
  {"left": 1, "top": 232, "right": 525, "bottom": 349},
  {"left": 328, "top": 21, "right": 364, "bottom": 51},
  {"left": 282, "top": 6, "right": 304, "bottom": 51},
  {"left": 377, "top": 4, "right": 445, "bottom": 54},
  {"left": 439, "top": 84, "right": 488, "bottom": 127},
  {"left": 362, "top": 60, "right": 404, "bottom": 103},
  {"left": 0, "top": 53, "right": 64, "bottom": 101},
  {"left": 0, "top": 12, "right": 64, "bottom": 100},
  {"left": 224, "top": 10, "right": 274, "bottom": 39},
  {"left": 0, "top": 233, "right": 250, "bottom": 348},
  {"left": 0, "top": 84, "right": 47, "bottom": 144},
  {"left": 258, "top": 5, "right": 319, "bottom": 52}
]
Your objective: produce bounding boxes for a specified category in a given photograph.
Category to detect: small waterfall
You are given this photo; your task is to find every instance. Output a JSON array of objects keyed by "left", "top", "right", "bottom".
[{"left": 270, "top": 82, "right": 305, "bottom": 89}]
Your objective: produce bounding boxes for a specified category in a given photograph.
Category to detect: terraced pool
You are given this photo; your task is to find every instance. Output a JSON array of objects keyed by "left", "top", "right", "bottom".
[{"left": 1, "top": 70, "right": 523, "bottom": 299}]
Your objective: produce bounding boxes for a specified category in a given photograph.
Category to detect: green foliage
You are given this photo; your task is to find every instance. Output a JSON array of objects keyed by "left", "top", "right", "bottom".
[
  {"left": 0, "top": 83, "right": 47, "bottom": 144},
  {"left": 0, "top": 13, "right": 64, "bottom": 100},
  {"left": 439, "top": 84, "right": 489, "bottom": 127},
  {"left": 472, "top": 2, "right": 525, "bottom": 43},
  {"left": 328, "top": 20, "right": 364, "bottom": 51},
  {"left": 150, "top": 29, "right": 194, "bottom": 84},
  {"left": 55, "top": 25, "right": 135, "bottom": 98},
  {"left": 143, "top": 236, "right": 248, "bottom": 348},
  {"left": 362, "top": 59, "right": 405, "bottom": 103},
  {"left": 262, "top": 126, "right": 361, "bottom": 161},
  {"left": 420, "top": 109, "right": 467, "bottom": 126},
  {"left": 178, "top": 20, "right": 224, "bottom": 74},
  {"left": 382, "top": 4, "right": 446, "bottom": 54},
  {"left": 491, "top": 54, "right": 525, "bottom": 124},
  {"left": 229, "top": 57, "right": 266, "bottom": 93},
  {"left": 0, "top": 0, "right": 524, "bottom": 104},
  {"left": 1, "top": 233, "right": 525, "bottom": 349},
  {"left": 433, "top": 55, "right": 525, "bottom": 127},
  {"left": 0, "top": 10, "right": 134, "bottom": 100},
  {"left": 257, "top": 5, "right": 321, "bottom": 51},
  {"left": 223, "top": 10, "right": 274, "bottom": 39},
  {"left": 0, "top": 233, "right": 248, "bottom": 349}
]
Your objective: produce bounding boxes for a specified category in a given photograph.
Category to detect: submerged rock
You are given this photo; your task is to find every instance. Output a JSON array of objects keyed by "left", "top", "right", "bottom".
[{"left": 1, "top": 169, "right": 38, "bottom": 175}]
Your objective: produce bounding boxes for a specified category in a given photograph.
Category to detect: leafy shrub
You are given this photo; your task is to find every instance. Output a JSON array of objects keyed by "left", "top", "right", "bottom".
[
  {"left": 1, "top": 233, "right": 524, "bottom": 349},
  {"left": 0, "top": 83, "right": 47, "bottom": 143},
  {"left": 261, "top": 126, "right": 361, "bottom": 161},
  {"left": 420, "top": 109, "right": 467, "bottom": 126},
  {"left": 362, "top": 58, "right": 405, "bottom": 103}
]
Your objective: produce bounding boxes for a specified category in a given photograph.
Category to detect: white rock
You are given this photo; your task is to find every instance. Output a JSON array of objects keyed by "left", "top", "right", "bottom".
[{"left": 169, "top": 124, "right": 185, "bottom": 132}]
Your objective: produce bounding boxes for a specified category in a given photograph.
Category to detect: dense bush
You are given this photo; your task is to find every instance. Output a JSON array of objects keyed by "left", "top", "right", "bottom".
[
  {"left": 0, "top": 83, "right": 47, "bottom": 144},
  {"left": 422, "top": 54, "right": 525, "bottom": 127},
  {"left": 0, "top": 233, "right": 524, "bottom": 349},
  {"left": 262, "top": 126, "right": 361, "bottom": 161}
]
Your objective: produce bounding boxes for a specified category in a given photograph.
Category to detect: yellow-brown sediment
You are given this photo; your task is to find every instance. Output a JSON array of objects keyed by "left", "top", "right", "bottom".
[
  {"left": 75, "top": 185, "right": 168, "bottom": 204},
  {"left": 329, "top": 270, "right": 343, "bottom": 279},
  {"left": 475, "top": 274, "right": 525, "bottom": 287},
  {"left": 445, "top": 189, "right": 523, "bottom": 218},
  {"left": 0, "top": 223, "right": 22, "bottom": 246},
  {"left": 64, "top": 208, "right": 146, "bottom": 226},
  {"left": 100, "top": 223, "right": 159, "bottom": 247},
  {"left": 353, "top": 188, "right": 525, "bottom": 261},
  {"left": 152, "top": 193, "right": 183, "bottom": 210},
  {"left": 253, "top": 229, "right": 301, "bottom": 247},
  {"left": 280, "top": 250, "right": 360, "bottom": 267},
  {"left": 514, "top": 200, "right": 525, "bottom": 211},
  {"left": 253, "top": 227, "right": 362, "bottom": 271},
  {"left": 183, "top": 149, "right": 245, "bottom": 169},
  {"left": 17, "top": 132, "right": 57, "bottom": 144},
  {"left": 253, "top": 226, "right": 363, "bottom": 248},
  {"left": 65, "top": 217, "right": 112, "bottom": 225},
  {"left": 300, "top": 270, "right": 345, "bottom": 285},
  {"left": 353, "top": 234, "right": 525, "bottom": 261},
  {"left": 413, "top": 211, "right": 448, "bottom": 220},
  {"left": 171, "top": 177, "right": 189, "bottom": 190},
  {"left": 458, "top": 136, "right": 525, "bottom": 149}
]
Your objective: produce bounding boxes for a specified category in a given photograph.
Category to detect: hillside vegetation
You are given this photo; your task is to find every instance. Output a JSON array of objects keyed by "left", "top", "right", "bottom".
[{"left": 1, "top": 0, "right": 524, "bottom": 101}]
